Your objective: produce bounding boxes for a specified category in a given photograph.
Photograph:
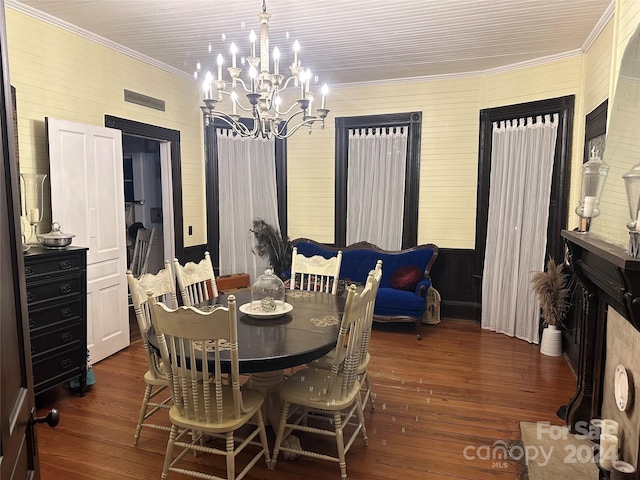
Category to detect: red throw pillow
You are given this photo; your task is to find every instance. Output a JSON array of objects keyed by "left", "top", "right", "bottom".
[{"left": 390, "top": 265, "right": 423, "bottom": 291}]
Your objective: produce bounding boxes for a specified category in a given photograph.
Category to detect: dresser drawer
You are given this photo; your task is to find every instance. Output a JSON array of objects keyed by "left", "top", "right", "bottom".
[
  {"left": 30, "top": 320, "right": 83, "bottom": 357},
  {"left": 25, "top": 275, "right": 83, "bottom": 306},
  {"left": 28, "top": 298, "right": 83, "bottom": 332},
  {"left": 33, "top": 345, "right": 84, "bottom": 393},
  {"left": 24, "top": 253, "right": 83, "bottom": 280},
  {"left": 25, "top": 247, "right": 88, "bottom": 396}
]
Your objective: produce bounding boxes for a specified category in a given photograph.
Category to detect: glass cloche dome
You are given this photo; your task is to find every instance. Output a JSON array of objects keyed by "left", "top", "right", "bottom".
[{"left": 250, "top": 268, "right": 285, "bottom": 313}]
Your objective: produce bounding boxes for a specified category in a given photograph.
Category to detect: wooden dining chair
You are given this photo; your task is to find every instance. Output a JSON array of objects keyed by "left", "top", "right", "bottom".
[
  {"left": 148, "top": 294, "right": 271, "bottom": 480},
  {"left": 173, "top": 251, "right": 219, "bottom": 306},
  {"left": 308, "top": 260, "right": 383, "bottom": 410},
  {"left": 289, "top": 246, "right": 343, "bottom": 294},
  {"left": 269, "top": 279, "right": 373, "bottom": 480},
  {"left": 356, "top": 260, "right": 382, "bottom": 409},
  {"left": 129, "top": 226, "right": 155, "bottom": 277},
  {"left": 126, "top": 260, "right": 178, "bottom": 446}
]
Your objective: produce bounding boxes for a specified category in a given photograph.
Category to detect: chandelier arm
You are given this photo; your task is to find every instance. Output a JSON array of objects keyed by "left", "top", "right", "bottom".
[
  {"left": 217, "top": 89, "right": 255, "bottom": 113},
  {"left": 272, "top": 118, "right": 316, "bottom": 139},
  {"left": 233, "top": 78, "right": 252, "bottom": 93},
  {"left": 207, "top": 111, "right": 253, "bottom": 136},
  {"left": 274, "top": 101, "right": 307, "bottom": 116},
  {"left": 199, "top": 1, "right": 329, "bottom": 139},
  {"left": 279, "top": 75, "right": 300, "bottom": 91},
  {"left": 277, "top": 111, "right": 318, "bottom": 136}
]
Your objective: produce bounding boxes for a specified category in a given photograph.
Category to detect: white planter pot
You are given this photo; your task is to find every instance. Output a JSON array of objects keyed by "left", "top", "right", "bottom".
[{"left": 540, "top": 324, "right": 562, "bottom": 357}]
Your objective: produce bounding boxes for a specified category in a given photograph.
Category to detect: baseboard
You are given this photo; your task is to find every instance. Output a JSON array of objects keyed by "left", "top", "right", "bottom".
[{"left": 442, "top": 300, "right": 480, "bottom": 321}]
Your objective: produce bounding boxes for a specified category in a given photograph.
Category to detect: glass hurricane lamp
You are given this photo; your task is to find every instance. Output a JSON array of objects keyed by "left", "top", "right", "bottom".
[
  {"left": 623, "top": 161, "right": 640, "bottom": 257},
  {"left": 575, "top": 147, "right": 609, "bottom": 233},
  {"left": 20, "top": 173, "right": 47, "bottom": 244}
]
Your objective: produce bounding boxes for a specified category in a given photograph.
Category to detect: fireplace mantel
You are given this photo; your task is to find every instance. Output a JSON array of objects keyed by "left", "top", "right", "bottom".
[
  {"left": 561, "top": 230, "right": 640, "bottom": 433},
  {"left": 562, "top": 230, "right": 640, "bottom": 332}
]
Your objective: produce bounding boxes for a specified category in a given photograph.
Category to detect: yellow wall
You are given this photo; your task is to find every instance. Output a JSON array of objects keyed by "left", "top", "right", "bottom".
[
  {"left": 5, "top": 2, "right": 635, "bottom": 251},
  {"left": 288, "top": 56, "right": 587, "bottom": 248},
  {"left": 590, "top": 0, "right": 640, "bottom": 246},
  {"left": 5, "top": 6, "right": 207, "bottom": 247}
]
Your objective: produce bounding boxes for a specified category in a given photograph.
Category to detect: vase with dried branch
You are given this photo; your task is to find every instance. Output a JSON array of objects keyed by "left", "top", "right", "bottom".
[
  {"left": 250, "top": 219, "right": 292, "bottom": 279},
  {"left": 530, "top": 257, "right": 570, "bottom": 356}
]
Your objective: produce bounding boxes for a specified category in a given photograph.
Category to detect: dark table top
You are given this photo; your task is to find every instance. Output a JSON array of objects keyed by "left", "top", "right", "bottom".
[{"left": 147, "top": 290, "right": 345, "bottom": 374}]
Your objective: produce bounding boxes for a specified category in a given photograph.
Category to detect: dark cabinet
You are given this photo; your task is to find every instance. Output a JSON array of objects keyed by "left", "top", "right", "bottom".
[{"left": 24, "top": 246, "right": 88, "bottom": 396}]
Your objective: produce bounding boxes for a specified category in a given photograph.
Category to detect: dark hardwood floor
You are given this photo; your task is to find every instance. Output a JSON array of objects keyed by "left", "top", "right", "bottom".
[{"left": 34, "top": 319, "right": 576, "bottom": 480}]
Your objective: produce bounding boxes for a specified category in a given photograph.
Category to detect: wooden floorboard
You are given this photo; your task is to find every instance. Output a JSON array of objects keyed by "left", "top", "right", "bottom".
[{"left": 35, "top": 319, "right": 576, "bottom": 479}]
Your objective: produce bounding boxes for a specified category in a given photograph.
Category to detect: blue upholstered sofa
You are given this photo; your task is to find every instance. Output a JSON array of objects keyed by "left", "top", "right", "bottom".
[{"left": 291, "top": 238, "right": 439, "bottom": 339}]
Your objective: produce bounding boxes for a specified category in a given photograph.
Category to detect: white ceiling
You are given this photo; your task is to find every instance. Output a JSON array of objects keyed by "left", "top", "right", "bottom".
[{"left": 8, "top": 0, "right": 614, "bottom": 86}]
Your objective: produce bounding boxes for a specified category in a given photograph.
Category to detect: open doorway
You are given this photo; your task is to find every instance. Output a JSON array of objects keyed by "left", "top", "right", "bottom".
[
  {"left": 105, "top": 114, "right": 183, "bottom": 264},
  {"left": 123, "top": 136, "right": 164, "bottom": 275}
]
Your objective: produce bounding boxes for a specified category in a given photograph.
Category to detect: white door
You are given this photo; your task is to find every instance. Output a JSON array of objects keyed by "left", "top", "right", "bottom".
[{"left": 46, "top": 117, "right": 130, "bottom": 364}]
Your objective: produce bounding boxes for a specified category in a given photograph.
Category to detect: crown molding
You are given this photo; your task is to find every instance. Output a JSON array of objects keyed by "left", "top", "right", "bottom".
[
  {"left": 582, "top": 0, "right": 616, "bottom": 52},
  {"left": 333, "top": 49, "right": 585, "bottom": 89},
  {"left": 7, "top": 0, "right": 613, "bottom": 90},
  {"left": 5, "top": 0, "right": 195, "bottom": 83}
]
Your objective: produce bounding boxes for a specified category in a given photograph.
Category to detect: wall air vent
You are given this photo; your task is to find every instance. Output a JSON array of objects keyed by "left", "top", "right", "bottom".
[{"left": 124, "top": 90, "right": 165, "bottom": 112}]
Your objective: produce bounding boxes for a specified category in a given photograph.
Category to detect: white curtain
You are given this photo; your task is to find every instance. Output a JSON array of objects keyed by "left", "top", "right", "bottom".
[
  {"left": 481, "top": 114, "right": 559, "bottom": 343},
  {"left": 347, "top": 126, "right": 407, "bottom": 250},
  {"left": 217, "top": 129, "right": 279, "bottom": 282}
]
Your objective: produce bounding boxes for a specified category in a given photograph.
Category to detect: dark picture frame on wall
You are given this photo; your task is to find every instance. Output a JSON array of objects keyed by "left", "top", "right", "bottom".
[{"left": 584, "top": 99, "right": 608, "bottom": 163}]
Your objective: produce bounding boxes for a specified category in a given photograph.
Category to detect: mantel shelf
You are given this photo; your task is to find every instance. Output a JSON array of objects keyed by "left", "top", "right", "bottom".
[{"left": 561, "top": 230, "right": 640, "bottom": 271}]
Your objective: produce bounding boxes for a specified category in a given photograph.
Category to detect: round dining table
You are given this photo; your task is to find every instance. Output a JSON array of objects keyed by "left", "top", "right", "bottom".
[{"left": 147, "top": 289, "right": 345, "bottom": 426}]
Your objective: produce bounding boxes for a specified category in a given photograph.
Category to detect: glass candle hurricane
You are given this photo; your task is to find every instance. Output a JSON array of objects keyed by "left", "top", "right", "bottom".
[
  {"left": 20, "top": 173, "right": 47, "bottom": 244},
  {"left": 575, "top": 148, "right": 609, "bottom": 233},
  {"left": 623, "top": 161, "right": 640, "bottom": 257}
]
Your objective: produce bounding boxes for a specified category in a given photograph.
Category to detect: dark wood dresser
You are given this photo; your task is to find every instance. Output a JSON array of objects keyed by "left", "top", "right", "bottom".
[{"left": 24, "top": 246, "right": 88, "bottom": 396}]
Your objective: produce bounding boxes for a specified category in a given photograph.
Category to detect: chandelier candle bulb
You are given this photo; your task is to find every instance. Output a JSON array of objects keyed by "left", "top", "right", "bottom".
[
  {"left": 273, "top": 47, "right": 280, "bottom": 75},
  {"left": 216, "top": 54, "right": 223, "bottom": 81},
  {"left": 321, "top": 84, "right": 328, "bottom": 109},
  {"left": 230, "top": 43, "right": 237, "bottom": 68},
  {"left": 293, "top": 40, "right": 300, "bottom": 67},
  {"left": 250, "top": 30, "right": 256, "bottom": 58}
]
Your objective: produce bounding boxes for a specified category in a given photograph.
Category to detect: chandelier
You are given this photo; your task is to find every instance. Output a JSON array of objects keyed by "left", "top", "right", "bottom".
[{"left": 199, "top": 1, "right": 329, "bottom": 139}]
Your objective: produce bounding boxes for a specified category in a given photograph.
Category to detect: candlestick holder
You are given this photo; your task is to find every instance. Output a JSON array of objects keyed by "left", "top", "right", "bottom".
[{"left": 20, "top": 173, "right": 47, "bottom": 245}]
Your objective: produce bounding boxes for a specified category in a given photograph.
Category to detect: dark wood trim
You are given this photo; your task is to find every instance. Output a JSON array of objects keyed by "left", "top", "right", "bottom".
[
  {"left": 475, "top": 95, "right": 575, "bottom": 279},
  {"left": 562, "top": 230, "right": 640, "bottom": 440},
  {"left": 334, "top": 112, "right": 422, "bottom": 248},
  {"left": 204, "top": 123, "right": 219, "bottom": 270},
  {"left": 103, "top": 115, "right": 184, "bottom": 261},
  {"left": 204, "top": 118, "right": 288, "bottom": 274},
  {"left": 1, "top": 7, "right": 40, "bottom": 472},
  {"left": 430, "top": 248, "right": 481, "bottom": 320}
]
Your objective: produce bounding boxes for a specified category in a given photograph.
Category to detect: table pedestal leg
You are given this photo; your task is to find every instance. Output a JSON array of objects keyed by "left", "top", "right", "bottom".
[
  {"left": 247, "top": 370, "right": 284, "bottom": 427},
  {"left": 247, "top": 370, "right": 301, "bottom": 459}
]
